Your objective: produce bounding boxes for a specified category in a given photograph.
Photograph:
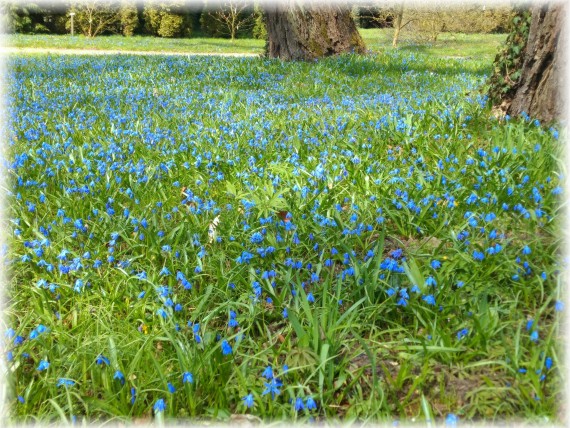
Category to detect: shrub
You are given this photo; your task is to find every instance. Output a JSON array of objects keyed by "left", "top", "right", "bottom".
[
  {"left": 252, "top": 6, "right": 266, "bottom": 40},
  {"left": 143, "top": 1, "right": 191, "bottom": 38},
  {"left": 119, "top": 1, "right": 139, "bottom": 36}
]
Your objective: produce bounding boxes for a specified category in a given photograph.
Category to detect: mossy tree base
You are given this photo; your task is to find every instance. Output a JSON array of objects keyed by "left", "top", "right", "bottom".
[
  {"left": 506, "top": 3, "right": 566, "bottom": 123},
  {"left": 265, "top": 1, "right": 366, "bottom": 61}
]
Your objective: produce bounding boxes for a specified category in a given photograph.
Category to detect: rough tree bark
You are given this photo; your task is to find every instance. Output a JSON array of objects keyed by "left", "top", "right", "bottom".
[
  {"left": 265, "top": 1, "right": 366, "bottom": 61},
  {"left": 506, "top": 3, "right": 566, "bottom": 122}
]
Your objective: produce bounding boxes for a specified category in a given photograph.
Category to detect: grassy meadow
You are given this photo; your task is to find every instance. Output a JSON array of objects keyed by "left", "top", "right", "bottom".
[
  {"left": 2, "top": 32, "right": 565, "bottom": 425},
  {"left": 8, "top": 28, "right": 508, "bottom": 60}
]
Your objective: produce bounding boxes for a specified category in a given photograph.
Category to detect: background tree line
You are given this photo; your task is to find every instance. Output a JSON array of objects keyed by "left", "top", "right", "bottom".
[
  {"left": 2, "top": 1, "right": 512, "bottom": 42},
  {"left": 1, "top": 1, "right": 266, "bottom": 40}
]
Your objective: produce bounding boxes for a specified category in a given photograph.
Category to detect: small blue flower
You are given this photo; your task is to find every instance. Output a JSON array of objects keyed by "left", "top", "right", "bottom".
[
  {"left": 545, "top": 357, "right": 553, "bottom": 370},
  {"left": 262, "top": 377, "right": 282, "bottom": 399},
  {"left": 167, "top": 382, "right": 176, "bottom": 393},
  {"left": 457, "top": 328, "right": 469, "bottom": 340},
  {"left": 430, "top": 260, "right": 441, "bottom": 269},
  {"left": 262, "top": 366, "right": 273, "bottom": 379},
  {"left": 422, "top": 295, "right": 436, "bottom": 305},
  {"left": 472, "top": 251, "right": 485, "bottom": 261},
  {"left": 130, "top": 387, "right": 136, "bottom": 405},
  {"left": 57, "top": 378, "right": 75, "bottom": 388},
  {"left": 37, "top": 360, "right": 50, "bottom": 371},
  {"left": 17, "top": 395, "right": 25, "bottom": 403},
  {"left": 242, "top": 393, "right": 255, "bottom": 408},
  {"left": 555, "top": 300, "right": 564, "bottom": 312},
  {"left": 294, "top": 397, "right": 305, "bottom": 411},
  {"left": 425, "top": 276, "right": 437, "bottom": 287},
  {"left": 307, "top": 292, "right": 315, "bottom": 303},
  {"left": 522, "top": 245, "right": 531, "bottom": 255},
  {"left": 530, "top": 331, "right": 539, "bottom": 342},
  {"left": 221, "top": 340, "right": 232, "bottom": 355},
  {"left": 96, "top": 354, "right": 110, "bottom": 366},
  {"left": 153, "top": 398, "right": 166, "bottom": 413},
  {"left": 182, "top": 372, "right": 194, "bottom": 384},
  {"left": 306, "top": 396, "right": 317, "bottom": 410},
  {"left": 113, "top": 370, "right": 125, "bottom": 385},
  {"left": 445, "top": 413, "right": 458, "bottom": 426}
]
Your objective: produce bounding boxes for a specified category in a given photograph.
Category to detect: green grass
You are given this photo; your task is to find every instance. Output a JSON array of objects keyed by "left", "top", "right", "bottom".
[
  {"left": 359, "top": 28, "right": 508, "bottom": 62},
  {"left": 3, "top": 44, "right": 563, "bottom": 424},
  {"left": 6, "top": 34, "right": 266, "bottom": 54},
  {"left": 7, "top": 29, "right": 507, "bottom": 61}
]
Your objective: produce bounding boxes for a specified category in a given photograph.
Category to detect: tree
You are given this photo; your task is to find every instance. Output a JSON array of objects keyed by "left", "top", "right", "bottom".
[
  {"left": 118, "top": 0, "right": 139, "bottom": 36},
  {"left": 490, "top": 3, "right": 565, "bottom": 123},
  {"left": 0, "top": 2, "right": 44, "bottom": 34},
  {"left": 203, "top": 0, "right": 255, "bottom": 42},
  {"left": 359, "top": 1, "right": 513, "bottom": 48},
  {"left": 68, "top": 1, "right": 119, "bottom": 37},
  {"left": 505, "top": 3, "right": 565, "bottom": 123},
  {"left": 251, "top": 5, "right": 266, "bottom": 40},
  {"left": 264, "top": 1, "right": 366, "bottom": 61}
]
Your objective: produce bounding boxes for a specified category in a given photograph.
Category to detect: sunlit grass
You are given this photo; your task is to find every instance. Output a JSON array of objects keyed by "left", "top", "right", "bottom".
[
  {"left": 7, "top": 29, "right": 507, "bottom": 61},
  {"left": 3, "top": 47, "right": 563, "bottom": 424}
]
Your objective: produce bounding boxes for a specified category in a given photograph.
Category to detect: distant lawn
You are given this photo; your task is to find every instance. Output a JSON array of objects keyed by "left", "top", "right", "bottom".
[
  {"left": 7, "top": 34, "right": 266, "bottom": 55},
  {"left": 359, "top": 28, "right": 508, "bottom": 62},
  {"left": 8, "top": 29, "right": 507, "bottom": 60}
]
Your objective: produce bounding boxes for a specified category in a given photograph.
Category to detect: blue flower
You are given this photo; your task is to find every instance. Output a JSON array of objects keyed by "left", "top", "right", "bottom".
[
  {"left": 530, "top": 331, "right": 539, "bottom": 342},
  {"left": 307, "top": 292, "right": 315, "bottom": 303},
  {"left": 430, "top": 260, "right": 441, "bottom": 269},
  {"left": 545, "top": 357, "right": 553, "bottom": 370},
  {"left": 262, "top": 366, "right": 273, "bottom": 379},
  {"left": 57, "top": 378, "right": 75, "bottom": 387},
  {"left": 306, "top": 396, "right": 317, "bottom": 410},
  {"left": 422, "top": 295, "right": 436, "bottom": 305},
  {"left": 445, "top": 413, "right": 458, "bottom": 426},
  {"left": 167, "top": 382, "right": 176, "bottom": 393},
  {"left": 113, "top": 370, "right": 125, "bottom": 385},
  {"left": 555, "top": 300, "right": 564, "bottom": 312},
  {"left": 130, "top": 387, "right": 136, "bottom": 405},
  {"left": 294, "top": 397, "right": 305, "bottom": 411},
  {"left": 37, "top": 360, "right": 50, "bottom": 371},
  {"left": 96, "top": 354, "right": 110, "bottom": 366},
  {"left": 522, "top": 245, "right": 531, "bottom": 255},
  {"left": 472, "top": 251, "right": 485, "bottom": 261},
  {"left": 250, "top": 232, "right": 264, "bottom": 244},
  {"left": 182, "top": 372, "right": 194, "bottom": 384},
  {"left": 242, "top": 393, "right": 255, "bottom": 408},
  {"left": 262, "top": 378, "right": 282, "bottom": 399},
  {"left": 425, "top": 276, "right": 437, "bottom": 287},
  {"left": 236, "top": 251, "right": 254, "bottom": 264},
  {"left": 221, "top": 340, "right": 232, "bottom": 355},
  {"left": 153, "top": 398, "right": 166, "bottom": 413},
  {"left": 457, "top": 328, "right": 469, "bottom": 340}
]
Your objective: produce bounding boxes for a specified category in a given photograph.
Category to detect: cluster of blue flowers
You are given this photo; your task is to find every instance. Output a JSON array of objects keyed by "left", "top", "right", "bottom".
[{"left": 5, "top": 52, "right": 563, "bottom": 419}]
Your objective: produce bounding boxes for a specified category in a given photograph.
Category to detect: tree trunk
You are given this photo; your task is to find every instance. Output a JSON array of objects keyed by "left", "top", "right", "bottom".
[
  {"left": 506, "top": 3, "right": 566, "bottom": 123},
  {"left": 392, "top": 5, "right": 404, "bottom": 48},
  {"left": 265, "top": 1, "right": 366, "bottom": 61}
]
